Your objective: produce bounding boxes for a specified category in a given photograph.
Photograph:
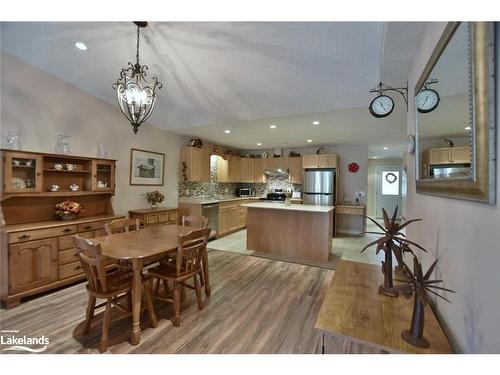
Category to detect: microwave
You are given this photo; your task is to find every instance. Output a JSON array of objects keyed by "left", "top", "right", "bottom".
[{"left": 236, "top": 188, "right": 255, "bottom": 197}]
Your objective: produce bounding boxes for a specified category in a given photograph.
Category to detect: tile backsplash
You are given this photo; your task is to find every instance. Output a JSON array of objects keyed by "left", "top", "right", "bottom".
[{"left": 179, "top": 176, "right": 302, "bottom": 198}]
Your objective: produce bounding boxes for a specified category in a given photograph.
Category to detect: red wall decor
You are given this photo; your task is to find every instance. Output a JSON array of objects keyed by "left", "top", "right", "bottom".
[{"left": 348, "top": 162, "right": 360, "bottom": 173}]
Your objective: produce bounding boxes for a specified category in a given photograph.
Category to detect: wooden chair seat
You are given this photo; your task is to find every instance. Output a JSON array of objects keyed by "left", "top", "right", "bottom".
[{"left": 86, "top": 269, "right": 134, "bottom": 297}]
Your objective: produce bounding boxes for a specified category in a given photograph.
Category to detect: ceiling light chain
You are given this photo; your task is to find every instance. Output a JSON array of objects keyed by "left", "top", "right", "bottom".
[{"left": 112, "top": 21, "right": 163, "bottom": 134}]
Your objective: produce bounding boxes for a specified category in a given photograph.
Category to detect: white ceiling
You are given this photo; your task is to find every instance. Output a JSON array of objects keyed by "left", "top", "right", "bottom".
[{"left": 0, "top": 21, "right": 426, "bottom": 158}]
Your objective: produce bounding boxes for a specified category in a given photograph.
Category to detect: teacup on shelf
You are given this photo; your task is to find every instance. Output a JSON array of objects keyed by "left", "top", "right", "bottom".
[
  {"left": 65, "top": 164, "right": 76, "bottom": 171},
  {"left": 69, "top": 184, "right": 79, "bottom": 191},
  {"left": 49, "top": 184, "right": 60, "bottom": 192},
  {"left": 25, "top": 159, "right": 33, "bottom": 167},
  {"left": 54, "top": 164, "right": 63, "bottom": 171},
  {"left": 12, "top": 160, "right": 21, "bottom": 166},
  {"left": 97, "top": 180, "right": 108, "bottom": 188}
]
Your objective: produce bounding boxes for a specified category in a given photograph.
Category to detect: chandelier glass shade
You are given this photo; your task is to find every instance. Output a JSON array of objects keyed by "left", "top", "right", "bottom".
[{"left": 113, "top": 22, "right": 162, "bottom": 134}]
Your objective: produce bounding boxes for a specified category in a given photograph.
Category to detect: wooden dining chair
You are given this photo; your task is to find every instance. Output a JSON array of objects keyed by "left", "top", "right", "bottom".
[
  {"left": 104, "top": 218, "right": 141, "bottom": 235},
  {"left": 147, "top": 227, "right": 210, "bottom": 327},
  {"left": 73, "top": 235, "right": 157, "bottom": 352},
  {"left": 181, "top": 215, "right": 217, "bottom": 240}
]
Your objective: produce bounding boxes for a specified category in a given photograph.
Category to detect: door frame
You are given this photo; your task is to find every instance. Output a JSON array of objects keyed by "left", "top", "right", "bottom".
[{"left": 375, "top": 166, "right": 403, "bottom": 219}]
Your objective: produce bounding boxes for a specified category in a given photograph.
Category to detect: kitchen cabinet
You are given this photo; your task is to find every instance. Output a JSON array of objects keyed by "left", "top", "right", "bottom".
[
  {"left": 429, "top": 148, "right": 452, "bottom": 165},
  {"left": 265, "top": 157, "right": 279, "bottom": 170},
  {"left": 241, "top": 158, "right": 255, "bottom": 183},
  {"left": 277, "top": 157, "right": 289, "bottom": 170},
  {"left": 9, "top": 238, "right": 58, "bottom": 294},
  {"left": 451, "top": 146, "right": 471, "bottom": 164},
  {"left": 218, "top": 200, "right": 248, "bottom": 236},
  {"left": 254, "top": 158, "right": 266, "bottom": 183},
  {"left": 181, "top": 146, "right": 210, "bottom": 182},
  {"left": 200, "top": 148, "right": 211, "bottom": 182},
  {"left": 228, "top": 155, "right": 242, "bottom": 182},
  {"left": 289, "top": 157, "right": 303, "bottom": 184},
  {"left": 425, "top": 146, "right": 471, "bottom": 165},
  {"left": 215, "top": 156, "right": 229, "bottom": 182},
  {"left": 302, "top": 154, "right": 338, "bottom": 169}
]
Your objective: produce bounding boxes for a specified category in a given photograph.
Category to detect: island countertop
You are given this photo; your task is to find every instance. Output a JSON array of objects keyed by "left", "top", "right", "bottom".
[{"left": 242, "top": 202, "right": 335, "bottom": 213}]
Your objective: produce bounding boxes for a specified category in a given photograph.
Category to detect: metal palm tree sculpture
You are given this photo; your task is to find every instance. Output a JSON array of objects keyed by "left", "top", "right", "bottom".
[
  {"left": 361, "top": 206, "right": 426, "bottom": 297},
  {"left": 398, "top": 256, "right": 455, "bottom": 348}
]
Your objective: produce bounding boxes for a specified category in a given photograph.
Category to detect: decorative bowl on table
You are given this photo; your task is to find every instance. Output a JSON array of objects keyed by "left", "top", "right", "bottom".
[{"left": 54, "top": 200, "right": 85, "bottom": 221}]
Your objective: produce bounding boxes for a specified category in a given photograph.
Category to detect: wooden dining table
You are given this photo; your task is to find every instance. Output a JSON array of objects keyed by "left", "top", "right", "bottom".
[{"left": 90, "top": 224, "right": 212, "bottom": 345}]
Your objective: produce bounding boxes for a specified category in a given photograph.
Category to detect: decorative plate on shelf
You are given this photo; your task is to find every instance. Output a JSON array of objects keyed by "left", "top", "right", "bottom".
[{"left": 11, "top": 177, "right": 26, "bottom": 189}]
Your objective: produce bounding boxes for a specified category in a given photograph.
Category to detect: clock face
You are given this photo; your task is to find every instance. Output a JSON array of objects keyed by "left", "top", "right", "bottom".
[
  {"left": 416, "top": 89, "right": 440, "bottom": 113},
  {"left": 369, "top": 95, "right": 394, "bottom": 118}
]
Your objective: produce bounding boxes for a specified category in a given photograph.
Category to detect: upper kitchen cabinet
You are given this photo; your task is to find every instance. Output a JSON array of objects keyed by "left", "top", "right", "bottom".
[
  {"left": 254, "top": 158, "right": 266, "bottom": 183},
  {"left": 289, "top": 157, "right": 303, "bottom": 184},
  {"left": 302, "top": 154, "right": 338, "bottom": 169},
  {"left": 423, "top": 146, "right": 471, "bottom": 166},
  {"left": 181, "top": 146, "right": 210, "bottom": 182},
  {"left": 240, "top": 158, "right": 255, "bottom": 183},
  {"left": 3, "top": 151, "right": 43, "bottom": 193},
  {"left": 228, "top": 155, "right": 242, "bottom": 182},
  {"left": 277, "top": 157, "right": 289, "bottom": 170}
]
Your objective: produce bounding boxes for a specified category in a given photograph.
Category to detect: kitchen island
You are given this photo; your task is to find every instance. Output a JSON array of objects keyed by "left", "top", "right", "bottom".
[{"left": 242, "top": 202, "right": 334, "bottom": 263}]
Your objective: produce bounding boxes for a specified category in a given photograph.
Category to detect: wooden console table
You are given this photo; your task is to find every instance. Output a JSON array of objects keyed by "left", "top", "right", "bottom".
[
  {"left": 315, "top": 260, "right": 454, "bottom": 354},
  {"left": 129, "top": 207, "right": 178, "bottom": 228},
  {"left": 334, "top": 205, "right": 365, "bottom": 236}
]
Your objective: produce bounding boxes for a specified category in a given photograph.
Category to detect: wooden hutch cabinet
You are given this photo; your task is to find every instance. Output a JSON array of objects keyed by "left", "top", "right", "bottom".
[{"left": 1, "top": 149, "right": 123, "bottom": 308}]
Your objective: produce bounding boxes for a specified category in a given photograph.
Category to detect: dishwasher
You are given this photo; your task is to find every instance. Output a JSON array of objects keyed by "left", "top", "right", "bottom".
[{"left": 201, "top": 203, "right": 219, "bottom": 235}]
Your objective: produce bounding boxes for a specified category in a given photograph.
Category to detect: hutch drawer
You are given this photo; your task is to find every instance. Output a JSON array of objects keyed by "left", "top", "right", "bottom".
[
  {"left": 58, "top": 260, "right": 83, "bottom": 280},
  {"left": 9, "top": 224, "right": 77, "bottom": 244},
  {"left": 58, "top": 248, "right": 79, "bottom": 265},
  {"left": 77, "top": 221, "right": 107, "bottom": 232}
]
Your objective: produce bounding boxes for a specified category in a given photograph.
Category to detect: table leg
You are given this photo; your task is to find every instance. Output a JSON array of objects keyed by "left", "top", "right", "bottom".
[
  {"left": 131, "top": 258, "right": 143, "bottom": 345},
  {"left": 202, "top": 249, "right": 211, "bottom": 297}
]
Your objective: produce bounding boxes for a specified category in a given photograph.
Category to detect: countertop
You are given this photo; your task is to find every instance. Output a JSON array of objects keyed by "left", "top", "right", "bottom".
[
  {"left": 242, "top": 202, "right": 334, "bottom": 213},
  {"left": 179, "top": 196, "right": 262, "bottom": 205}
]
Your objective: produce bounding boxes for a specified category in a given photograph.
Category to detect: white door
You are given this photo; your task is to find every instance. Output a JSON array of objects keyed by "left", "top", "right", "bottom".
[{"left": 375, "top": 166, "right": 403, "bottom": 219}]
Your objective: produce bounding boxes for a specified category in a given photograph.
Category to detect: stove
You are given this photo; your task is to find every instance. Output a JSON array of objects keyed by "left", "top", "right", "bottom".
[{"left": 260, "top": 192, "right": 287, "bottom": 202}]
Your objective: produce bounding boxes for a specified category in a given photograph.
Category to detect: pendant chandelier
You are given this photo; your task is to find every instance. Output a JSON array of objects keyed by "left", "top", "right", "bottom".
[{"left": 113, "top": 22, "right": 162, "bottom": 134}]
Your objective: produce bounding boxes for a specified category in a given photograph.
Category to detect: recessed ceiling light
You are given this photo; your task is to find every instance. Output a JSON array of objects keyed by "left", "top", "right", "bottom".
[
  {"left": 257, "top": 142, "right": 262, "bottom": 146},
  {"left": 313, "top": 121, "right": 319, "bottom": 125},
  {"left": 465, "top": 126, "right": 471, "bottom": 130},
  {"left": 383, "top": 147, "right": 389, "bottom": 150},
  {"left": 74, "top": 42, "right": 87, "bottom": 51},
  {"left": 270, "top": 124, "right": 277, "bottom": 129},
  {"left": 224, "top": 129, "right": 230, "bottom": 134},
  {"left": 372, "top": 156, "right": 378, "bottom": 159},
  {"left": 307, "top": 139, "right": 312, "bottom": 143}
]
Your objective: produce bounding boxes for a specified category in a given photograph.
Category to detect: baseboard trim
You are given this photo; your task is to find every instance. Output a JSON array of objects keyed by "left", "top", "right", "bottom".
[{"left": 336, "top": 229, "right": 362, "bottom": 235}]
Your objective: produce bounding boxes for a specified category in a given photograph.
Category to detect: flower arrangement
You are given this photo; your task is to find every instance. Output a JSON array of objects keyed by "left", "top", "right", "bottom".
[
  {"left": 142, "top": 190, "right": 165, "bottom": 207},
  {"left": 54, "top": 200, "right": 85, "bottom": 221}
]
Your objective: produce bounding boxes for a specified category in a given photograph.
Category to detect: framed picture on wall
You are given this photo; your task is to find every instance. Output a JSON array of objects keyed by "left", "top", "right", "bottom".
[{"left": 129, "top": 148, "right": 165, "bottom": 186}]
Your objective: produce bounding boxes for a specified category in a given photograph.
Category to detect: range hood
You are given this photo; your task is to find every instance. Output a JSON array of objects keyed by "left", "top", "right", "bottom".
[{"left": 264, "top": 168, "right": 289, "bottom": 177}]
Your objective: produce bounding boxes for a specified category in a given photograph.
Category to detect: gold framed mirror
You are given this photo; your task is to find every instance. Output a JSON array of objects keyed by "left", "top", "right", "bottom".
[{"left": 415, "top": 22, "right": 496, "bottom": 204}]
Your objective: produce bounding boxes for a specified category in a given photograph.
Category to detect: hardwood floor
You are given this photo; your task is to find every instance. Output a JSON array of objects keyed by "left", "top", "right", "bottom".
[{"left": 0, "top": 250, "right": 333, "bottom": 354}]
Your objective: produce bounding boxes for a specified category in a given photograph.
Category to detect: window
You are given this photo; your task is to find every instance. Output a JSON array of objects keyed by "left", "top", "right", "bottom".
[{"left": 381, "top": 171, "right": 400, "bottom": 196}]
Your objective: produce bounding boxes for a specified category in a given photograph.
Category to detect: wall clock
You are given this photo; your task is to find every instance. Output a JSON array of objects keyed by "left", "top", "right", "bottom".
[
  {"left": 369, "top": 95, "right": 394, "bottom": 118},
  {"left": 416, "top": 88, "right": 440, "bottom": 113}
]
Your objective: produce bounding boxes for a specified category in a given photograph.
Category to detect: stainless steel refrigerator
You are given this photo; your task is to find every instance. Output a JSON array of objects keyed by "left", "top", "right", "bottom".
[{"left": 303, "top": 169, "right": 335, "bottom": 206}]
